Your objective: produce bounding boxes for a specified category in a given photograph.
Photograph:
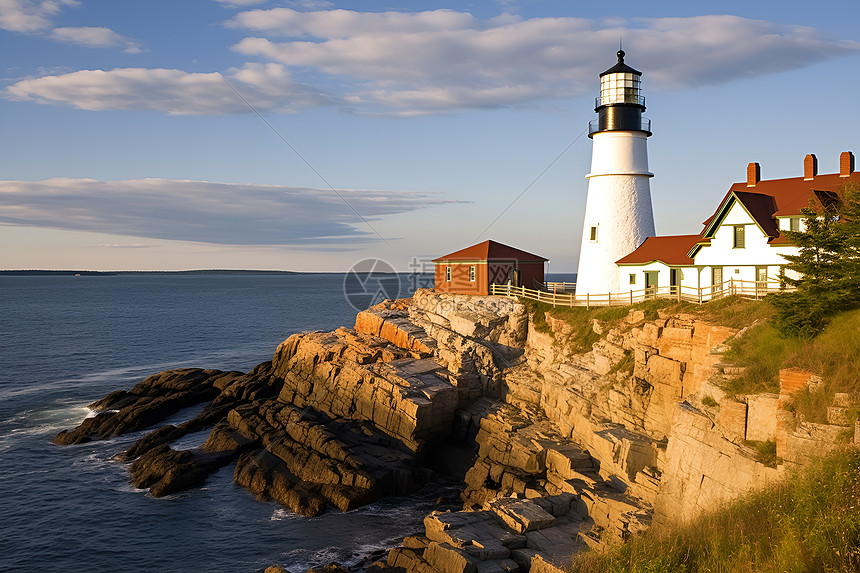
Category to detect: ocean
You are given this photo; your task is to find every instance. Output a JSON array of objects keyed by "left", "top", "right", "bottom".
[{"left": 0, "top": 272, "right": 575, "bottom": 572}]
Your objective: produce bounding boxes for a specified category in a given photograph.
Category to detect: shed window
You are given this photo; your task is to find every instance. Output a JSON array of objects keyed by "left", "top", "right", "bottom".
[
  {"left": 445, "top": 266, "right": 451, "bottom": 282},
  {"left": 469, "top": 266, "right": 475, "bottom": 282},
  {"left": 590, "top": 226, "right": 598, "bottom": 242},
  {"left": 733, "top": 225, "right": 745, "bottom": 248}
]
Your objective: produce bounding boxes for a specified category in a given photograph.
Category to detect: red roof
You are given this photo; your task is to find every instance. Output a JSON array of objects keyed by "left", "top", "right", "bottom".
[
  {"left": 616, "top": 234, "right": 703, "bottom": 266},
  {"left": 704, "top": 171, "right": 860, "bottom": 243},
  {"left": 729, "top": 172, "right": 858, "bottom": 217},
  {"left": 433, "top": 240, "right": 548, "bottom": 263}
]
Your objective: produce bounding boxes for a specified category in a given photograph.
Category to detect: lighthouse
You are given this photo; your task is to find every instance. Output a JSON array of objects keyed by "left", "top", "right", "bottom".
[{"left": 575, "top": 50, "right": 655, "bottom": 296}]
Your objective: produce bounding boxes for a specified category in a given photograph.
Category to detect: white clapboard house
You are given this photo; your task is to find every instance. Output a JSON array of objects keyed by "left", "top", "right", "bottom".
[{"left": 616, "top": 152, "right": 859, "bottom": 299}]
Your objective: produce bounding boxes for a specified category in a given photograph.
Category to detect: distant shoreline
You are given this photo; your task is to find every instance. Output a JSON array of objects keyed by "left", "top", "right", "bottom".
[
  {"left": 0, "top": 270, "right": 575, "bottom": 279},
  {"left": 0, "top": 269, "right": 309, "bottom": 276}
]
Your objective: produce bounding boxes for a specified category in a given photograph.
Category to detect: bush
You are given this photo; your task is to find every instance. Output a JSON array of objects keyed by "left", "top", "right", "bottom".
[{"left": 771, "top": 182, "right": 860, "bottom": 338}]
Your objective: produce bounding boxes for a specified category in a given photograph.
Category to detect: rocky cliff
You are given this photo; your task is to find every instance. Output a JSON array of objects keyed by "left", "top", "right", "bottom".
[{"left": 55, "top": 289, "right": 856, "bottom": 572}]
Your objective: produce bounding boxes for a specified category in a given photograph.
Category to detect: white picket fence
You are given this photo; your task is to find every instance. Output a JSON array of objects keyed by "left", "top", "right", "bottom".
[{"left": 491, "top": 279, "right": 789, "bottom": 308}]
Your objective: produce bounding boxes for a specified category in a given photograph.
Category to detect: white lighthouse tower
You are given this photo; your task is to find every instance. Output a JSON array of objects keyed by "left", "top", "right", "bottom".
[{"left": 576, "top": 50, "right": 655, "bottom": 296}]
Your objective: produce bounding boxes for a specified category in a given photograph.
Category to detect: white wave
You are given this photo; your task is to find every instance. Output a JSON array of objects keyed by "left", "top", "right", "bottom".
[
  {"left": 283, "top": 546, "right": 344, "bottom": 573},
  {"left": 269, "top": 508, "right": 297, "bottom": 521},
  {"left": 0, "top": 405, "right": 95, "bottom": 453},
  {"left": 0, "top": 345, "right": 266, "bottom": 401}
]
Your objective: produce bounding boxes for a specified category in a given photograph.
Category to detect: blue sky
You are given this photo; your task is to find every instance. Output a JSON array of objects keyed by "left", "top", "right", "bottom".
[{"left": 1, "top": 0, "right": 858, "bottom": 272}]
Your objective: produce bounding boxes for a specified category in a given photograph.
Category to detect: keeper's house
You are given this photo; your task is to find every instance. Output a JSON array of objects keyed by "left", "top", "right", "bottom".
[
  {"left": 617, "top": 152, "right": 859, "bottom": 296},
  {"left": 433, "top": 240, "right": 547, "bottom": 295}
]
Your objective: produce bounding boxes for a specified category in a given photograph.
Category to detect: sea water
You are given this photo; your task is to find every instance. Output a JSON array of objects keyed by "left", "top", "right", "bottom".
[
  {"left": 0, "top": 272, "right": 575, "bottom": 572},
  {"left": 0, "top": 273, "right": 444, "bottom": 572}
]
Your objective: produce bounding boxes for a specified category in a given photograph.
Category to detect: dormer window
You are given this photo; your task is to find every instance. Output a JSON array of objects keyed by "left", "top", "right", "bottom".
[{"left": 790, "top": 217, "right": 800, "bottom": 232}]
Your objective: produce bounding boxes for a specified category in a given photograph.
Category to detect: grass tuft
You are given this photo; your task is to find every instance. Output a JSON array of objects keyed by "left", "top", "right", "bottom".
[
  {"left": 567, "top": 448, "right": 860, "bottom": 573},
  {"left": 518, "top": 298, "right": 630, "bottom": 353},
  {"left": 744, "top": 439, "right": 780, "bottom": 468},
  {"left": 722, "top": 323, "right": 803, "bottom": 396},
  {"left": 607, "top": 350, "right": 634, "bottom": 376}
]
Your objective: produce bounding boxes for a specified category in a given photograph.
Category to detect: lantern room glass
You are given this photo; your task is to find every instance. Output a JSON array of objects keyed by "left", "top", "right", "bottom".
[{"left": 599, "top": 72, "right": 642, "bottom": 106}]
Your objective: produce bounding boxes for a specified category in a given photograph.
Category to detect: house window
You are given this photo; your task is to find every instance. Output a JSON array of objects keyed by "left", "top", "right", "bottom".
[
  {"left": 445, "top": 266, "right": 451, "bottom": 282},
  {"left": 790, "top": 217, "right": 800, "bottom": 232},
  {"left": 733, "top": 225, "right": 745, "bottom": 248},
  {"left": 589, "top": 226, "right": 598, "bottom": 242},
  {"left": 469, "top": 265, "right": 475, "bottom": 282},
  {"left": 629, "top": 273, "right": 636, "bottom": 285}
]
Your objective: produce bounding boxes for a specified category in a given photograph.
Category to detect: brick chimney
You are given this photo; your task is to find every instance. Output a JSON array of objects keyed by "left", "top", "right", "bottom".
[
  {"left": 747, "top": 162, "right": 760, "bottom": 187},
  {"left": 804, "top": 154, "right": 817, "bottom": 180},
  {"left": 840, "top": 151, "right": 855, "bottom": 177}
]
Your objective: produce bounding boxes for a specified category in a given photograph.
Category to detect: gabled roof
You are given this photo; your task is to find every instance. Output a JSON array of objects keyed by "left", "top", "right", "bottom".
[
  {"left": 734, "top": 191, "right": 779, "bottom": 237},
  {"left": 433, "top": 240, "right": 548, "bottom": 263},
  {"left": 702, "top": 171, "right": 860, "bottom": 243},
  {"left": 616, "top": 234, "right": 702, "bottom": 266}
]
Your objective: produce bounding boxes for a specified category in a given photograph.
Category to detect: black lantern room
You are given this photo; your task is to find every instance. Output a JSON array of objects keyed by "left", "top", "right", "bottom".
[{"left": 589, "top": 50, "right": 651, "bottom": 137}]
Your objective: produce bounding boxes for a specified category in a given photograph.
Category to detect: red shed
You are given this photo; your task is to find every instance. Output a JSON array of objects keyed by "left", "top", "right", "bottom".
[{"left": 433, "top": 240, "right": 548, "bottom": 295}]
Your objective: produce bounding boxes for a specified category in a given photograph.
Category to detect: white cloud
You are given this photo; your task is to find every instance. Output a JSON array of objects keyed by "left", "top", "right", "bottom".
[
  {"left": 0, "top": 0, "right": 77, "bottom": 32},
  {"left": 0, "top": 178, "right": 453, "bottom": 245},
  {"left": 6, "top": 9, "right": 859, "bottom": 116},
  {"left": 228, "top": 7, "right": 476, "bottom": 37},
  {"left": 51, "top": 26, "right": 143, "bottom": 52},
  {"left": 5, "top": 63, "right": 327, "bottom": 114},
  {"left": 215, "top": 0, "right": 334, "bottom": 10},
  {"left": 212, "top": 0, "right": 267, "bottom": 6},
  {"left": 229, "top": 9, "right": 859, "bottom": 115},
  {"left": 1, "top": 0, "right": 144, "bottom": 53}
]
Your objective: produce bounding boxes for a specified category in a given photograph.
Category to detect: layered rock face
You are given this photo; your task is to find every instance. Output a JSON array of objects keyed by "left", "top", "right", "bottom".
[
  {"left": 55, "top": 289, "right": 854, "bottom": 572},
  {"left": 53, "top": 291, "right": 529, "bottom": 521}
]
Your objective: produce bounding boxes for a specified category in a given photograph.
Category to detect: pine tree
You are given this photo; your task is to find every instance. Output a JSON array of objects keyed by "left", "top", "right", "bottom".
[{"left": 770, "top": 182, "right": 860, "bottom": 337}]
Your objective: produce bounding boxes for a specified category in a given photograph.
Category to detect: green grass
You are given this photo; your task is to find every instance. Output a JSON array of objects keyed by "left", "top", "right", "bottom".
[
  {"left": 692, "top": 295, "right": 774, "bottom": 330},
  {"left": 701, "top": 395, "right": 718, "bottom": 408},
  {"left": 787, "top": 308, "right": 860, "bottom": 422},
  {"left": 718, "top": 307, "right": 860, "bottom": 420},
  {"left": 519, "top": 298, "right": 630, "bottom": 353},
  {"left": 608, "top": 350, "right": 634, "bottom": 376},
  {"left": 520, "top": 296, "right": 860, "bottom": 421},
  {"left": 722, "top": 323, "right": 803, "bottom": 396},
  {"left": 567, "top": 448, "right": 860, "bottom": 573},
  {"left": 744, "top": 440, "right": 780, "bottom": 468}
]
